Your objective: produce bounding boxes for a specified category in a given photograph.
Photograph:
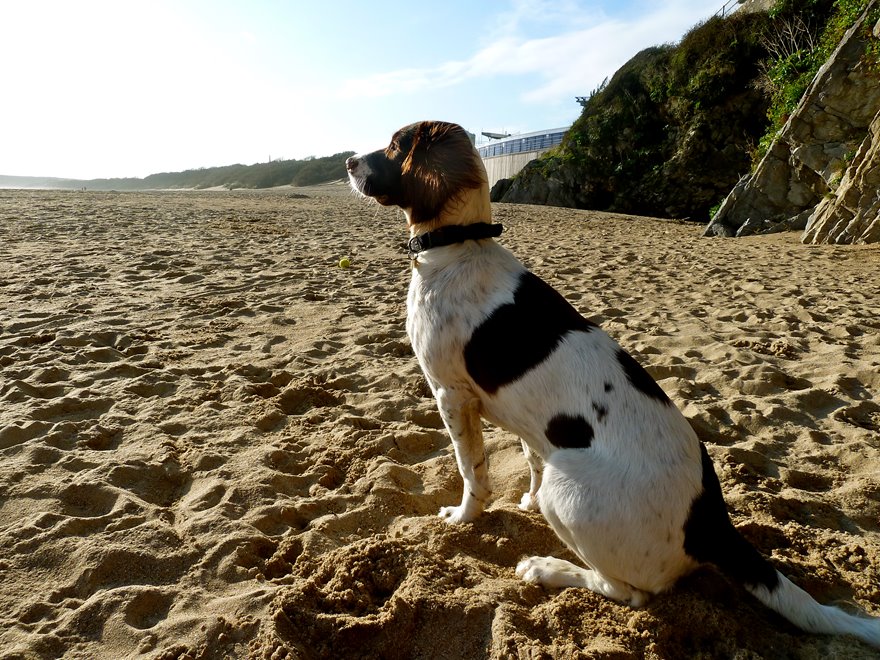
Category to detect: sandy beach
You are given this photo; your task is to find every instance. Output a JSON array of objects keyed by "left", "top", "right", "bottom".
[{"left": 1, "top": 185, "right": 879, "bottom": 659}]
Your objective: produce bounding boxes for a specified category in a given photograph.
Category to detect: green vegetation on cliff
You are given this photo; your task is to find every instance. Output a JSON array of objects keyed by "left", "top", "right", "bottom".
[{"left": 499, "top": 0, "right": 875, "bottom": 222}]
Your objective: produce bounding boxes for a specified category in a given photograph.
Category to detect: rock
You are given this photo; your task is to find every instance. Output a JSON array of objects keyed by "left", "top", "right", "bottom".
[
  {"left": 736, "top": 208, "right": 813, "bottom": 236},
  {"left": 704, "top": 4, "right": 880, "bottom": 243},
  {"left": 498, "top": 159, "right": 580, "bottom": 208},
  {"left": 804, "top": 109, "right": 880, "bottom": 243},
  {"left": 705, "top": 174, "right": 751, "bottom": 237},
  {"left": 489, "top": 178, "right": 513, "bottom": 202},
  {"left": 738, "top": 0, "right": 775, "bottom": 14}
]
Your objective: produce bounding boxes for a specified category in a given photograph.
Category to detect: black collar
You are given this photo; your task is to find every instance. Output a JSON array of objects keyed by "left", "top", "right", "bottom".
[{"left": 406, "top": 223, "right": 503, "bottom": 258}]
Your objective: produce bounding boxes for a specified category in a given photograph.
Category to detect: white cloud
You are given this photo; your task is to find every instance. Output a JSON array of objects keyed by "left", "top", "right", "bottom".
[
  {"left": 338, "top": 1, "right": 718, "bottom": 105},
  {"left": 490, "top": 0, "right": 601, "bottom": 39}
]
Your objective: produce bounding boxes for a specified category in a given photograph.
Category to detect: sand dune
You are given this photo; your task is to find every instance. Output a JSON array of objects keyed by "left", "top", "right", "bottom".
[{"left": 1, "top": 186, "right": 879, "bottom": 659}]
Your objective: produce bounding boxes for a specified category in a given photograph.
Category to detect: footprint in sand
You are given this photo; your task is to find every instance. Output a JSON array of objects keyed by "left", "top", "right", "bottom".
[
  {"left": 833, "top": 401, "right": 880, "bottom": 432},
  {"left": 0, "top": 421, "right": 53, "bottom": 449},
  {"left": 181, "top": 480, "right": 227, "bottom": 513},
  {"left": 275, "top": 383, "right": 343, "bottom": 416},
  {"left": 123, "top": 588, "right": 176, "bottom": 630},
  {"left": 77, "top": 424, "right": 123, "bottom": 451},
  {"left": 783, "top": 469, "right": 834, "bottom": 492},
  {"left": 57, "top": 482, "right": 119, "bottom": 518},
  {"left": 2, "top": 380, "right": 67, "bottom": 404},
  {"left": 31, "top": 395, "right": 114, "bottom": 423},
  {"left": 125, "top": 374, "right": 178, "bottom": 399},
  {"left": 107, "top": 461, "right": 190, "bottom": 507}
]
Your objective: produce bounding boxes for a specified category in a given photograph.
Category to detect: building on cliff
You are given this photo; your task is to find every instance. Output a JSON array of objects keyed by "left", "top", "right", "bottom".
[{"left": 477, "top": 128, "right": 568, "bottom": 188}]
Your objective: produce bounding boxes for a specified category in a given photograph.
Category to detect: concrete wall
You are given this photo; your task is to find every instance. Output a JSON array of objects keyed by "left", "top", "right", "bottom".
[
  {"left": 481, "top": 149, "right": 550, "bottom": 188},
  {"left": 737, "top": 0, "right": 774, "bottom": 14}
]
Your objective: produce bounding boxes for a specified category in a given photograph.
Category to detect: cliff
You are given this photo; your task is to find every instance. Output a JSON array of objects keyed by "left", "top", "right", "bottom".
[
  {"left": 494, "top": 12, "right": 774, "bottom": 221},
  {"left": 805, "top": 97, "right": 880, "bottom": 242},
  {"left": 705, "top": 5, "right": 880, "bottom": 243},
  {"left": 493, "top": 1, "right": 880, "bottom": 241}
]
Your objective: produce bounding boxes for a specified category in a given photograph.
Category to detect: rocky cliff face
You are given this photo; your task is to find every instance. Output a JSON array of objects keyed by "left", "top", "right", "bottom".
[
  {"left": 705, "top": 7, "right": 880, "bottom": 243},
  {"left": 804, "top": 22, "right": 880, "bottom": 243}
]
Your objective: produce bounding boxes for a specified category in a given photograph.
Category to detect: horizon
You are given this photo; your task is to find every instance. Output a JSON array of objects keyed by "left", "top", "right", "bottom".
[{"left": 2, "top": 0, "right": 721, "bottom": 180}]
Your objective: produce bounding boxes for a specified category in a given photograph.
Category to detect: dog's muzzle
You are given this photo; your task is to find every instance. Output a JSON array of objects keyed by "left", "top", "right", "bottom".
[{"left": 346, "top": 155, "right": 369, "bottom": 195}]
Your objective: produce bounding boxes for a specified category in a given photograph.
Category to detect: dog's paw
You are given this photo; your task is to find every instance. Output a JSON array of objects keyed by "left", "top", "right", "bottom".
[
  {"left": 516, "top": 556, "right": 553, "bottom": 584},
  {"left": 515, "top": 556, "right": 585, "bottom": 589},
  {"left": 518, "top": 492, "right": 540, "bottom": 512},
  {"left": 516, "top": 556, "right": 650, "bottom": 606},
  {"left": 438, "top": 504, "right": 477, "bottom": 524}
]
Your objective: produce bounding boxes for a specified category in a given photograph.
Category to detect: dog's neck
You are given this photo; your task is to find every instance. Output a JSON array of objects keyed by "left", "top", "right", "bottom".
[
  {"left": 406, "top": 184, "right": 492, "bottom": 236},
  {"left": 406, "top": 222, "right": 502, "bottom": 259}
]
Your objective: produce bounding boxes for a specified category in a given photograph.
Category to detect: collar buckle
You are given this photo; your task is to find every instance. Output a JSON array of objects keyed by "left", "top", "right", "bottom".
[{"left": 406, "top": 236, "right": 422, "bottom": 260}]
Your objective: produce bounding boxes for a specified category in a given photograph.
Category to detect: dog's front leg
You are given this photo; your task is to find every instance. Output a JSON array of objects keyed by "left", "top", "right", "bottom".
[
  {"left": 436, "top": 389, "right": 491, "bottom": 524},
  {"left": 518, "top": 439, "right": 543, "bottom": 512}
]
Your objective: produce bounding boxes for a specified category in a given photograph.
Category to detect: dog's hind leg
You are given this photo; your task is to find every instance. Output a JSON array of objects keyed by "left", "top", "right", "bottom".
[
  {"left": 516, "top": 556, "right": 648, "bottom": 607},
  {"left": 518, "top": 439, "right": 542, "bottom": 512},
  {"left": 436, "top": 389, "right": 491, "bottom": 524},
  {"left": 519, "top": 449, "right": 660, "bottom": 607}
]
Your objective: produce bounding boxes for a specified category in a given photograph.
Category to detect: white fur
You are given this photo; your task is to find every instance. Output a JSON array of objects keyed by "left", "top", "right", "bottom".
[
  {"left": 406, "top": 237, "right": 701, "bottom": 591},
  {"left": 348, "top": 125, "right": 880, "bottom": 648}
]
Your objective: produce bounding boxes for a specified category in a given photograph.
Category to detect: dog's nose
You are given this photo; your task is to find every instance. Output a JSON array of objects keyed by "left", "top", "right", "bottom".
[{"left": 346, "top": 156, "right": 359, "bottom": 172}]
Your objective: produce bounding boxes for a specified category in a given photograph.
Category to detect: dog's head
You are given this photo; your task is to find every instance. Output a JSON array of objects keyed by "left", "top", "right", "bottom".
[{"left": 347, "top": 121, "right": 488, "bottom": 228}]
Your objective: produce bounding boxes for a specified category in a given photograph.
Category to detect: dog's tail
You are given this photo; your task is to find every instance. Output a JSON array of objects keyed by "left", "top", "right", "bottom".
[
  {"left": 688, "top": 444, "right": 880, "bottom": 647},
  {"left": 746, "top": 568, "right": 880, "bottom": 647}
]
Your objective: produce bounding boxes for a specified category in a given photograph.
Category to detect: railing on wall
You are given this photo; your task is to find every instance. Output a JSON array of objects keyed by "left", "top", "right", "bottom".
[{"left": 716, "top": 0, "right": 744, "bottom": 18}]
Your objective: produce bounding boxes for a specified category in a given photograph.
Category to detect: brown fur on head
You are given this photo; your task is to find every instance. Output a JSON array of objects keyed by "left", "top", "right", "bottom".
[{"left": 346, "top": 121, "right": 491, "bottom": 233}]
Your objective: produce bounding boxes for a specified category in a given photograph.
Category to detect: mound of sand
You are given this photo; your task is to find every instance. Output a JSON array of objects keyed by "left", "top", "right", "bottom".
[{"left": 1, "top": 186, "right": 878, "bottom": 659}]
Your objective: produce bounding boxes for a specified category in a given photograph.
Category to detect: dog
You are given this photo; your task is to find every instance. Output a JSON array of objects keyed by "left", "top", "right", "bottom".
[{"left": 346, "top": 120, "right": 880, "bottom": 647}]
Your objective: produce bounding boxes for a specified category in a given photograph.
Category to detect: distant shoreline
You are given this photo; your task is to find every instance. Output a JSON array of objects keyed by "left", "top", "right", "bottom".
[{"left": 0, "top": 179, "right": 353, "bottom": 195}]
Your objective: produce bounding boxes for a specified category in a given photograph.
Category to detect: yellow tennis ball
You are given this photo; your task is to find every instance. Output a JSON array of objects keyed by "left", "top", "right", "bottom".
[{"left": 339, "top": 257, "right": 351, "bottom": 268}]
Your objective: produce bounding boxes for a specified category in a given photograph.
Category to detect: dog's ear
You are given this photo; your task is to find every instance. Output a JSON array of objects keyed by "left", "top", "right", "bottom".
[{"left": 402, "top": 122, "right": 486, "bottom": 224}]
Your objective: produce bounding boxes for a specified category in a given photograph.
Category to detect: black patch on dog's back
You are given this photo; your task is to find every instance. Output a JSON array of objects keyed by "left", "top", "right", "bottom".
[
  {"left": 545, "top": 414, "right": 594, "bottom": 449},
  {"left": 615, "top": 349, "right": 671, "bottom": 405},
  {"left": 683, "top": 443, "right": 779, "bottom": 591},
  {"left": 464, "top": 271, "right": 597, "bottom": 394}
]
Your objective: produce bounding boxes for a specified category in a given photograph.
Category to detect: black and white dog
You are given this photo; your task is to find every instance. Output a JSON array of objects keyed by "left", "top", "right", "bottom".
[{"left": 346, "top": 120, "right": 880, "bottom": 646}]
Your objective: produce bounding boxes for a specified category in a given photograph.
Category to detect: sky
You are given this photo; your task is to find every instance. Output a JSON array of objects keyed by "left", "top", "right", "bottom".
[{"left": 1, "top": 0, "right": 723, "bottom": 180}]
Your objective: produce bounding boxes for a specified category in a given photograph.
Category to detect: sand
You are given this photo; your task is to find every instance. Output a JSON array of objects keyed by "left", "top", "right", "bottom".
[{"left": 1, "top": 185, "right": 879, "bottom": 660}]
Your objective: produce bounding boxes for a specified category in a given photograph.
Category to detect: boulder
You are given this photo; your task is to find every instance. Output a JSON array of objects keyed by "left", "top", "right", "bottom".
[
  {"left": 803, "top": 109, "right": 880, "bottom": 243},
  {"left": 489, "top": 177, "right": 513, "bottom": 202},
  {"left": 498, "top": 159, "right": 581, "bottom": 208},
  {"left": 704, "top": 4, "right": 880, "bottom": 243}
]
